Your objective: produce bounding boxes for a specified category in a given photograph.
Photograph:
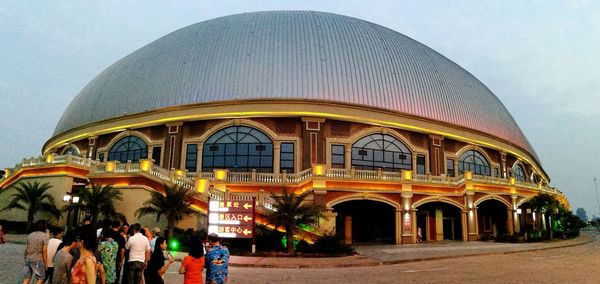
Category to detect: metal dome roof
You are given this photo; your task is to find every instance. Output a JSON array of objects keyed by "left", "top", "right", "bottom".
[{"left": 54, "top": 10, "right": 537, "bottom": 159}]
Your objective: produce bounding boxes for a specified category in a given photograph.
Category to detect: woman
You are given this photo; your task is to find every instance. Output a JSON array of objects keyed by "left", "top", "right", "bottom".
[
  {"left": 179, "top": 239, "right": 205, "bottom": 284},
  {"left": 98, "top": 229, "right": 118, "bottom": 284},
  {"left": 144, "top": 237, "right": 174, "bottom": 284},
  {"left": 71, "top": 224, "right": 98, "bottom": 284},
  {"left": 121, "top": 225, "right": 134, "bottom": 284}
]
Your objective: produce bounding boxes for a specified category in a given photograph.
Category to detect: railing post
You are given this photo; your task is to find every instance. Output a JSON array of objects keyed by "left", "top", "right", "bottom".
[
  {"left": 224, "top": 189, "right": 231, "bottom": 200},
  {"left": 251, "top": 169, "right": 257, "bottom": 182},
  {"left": 257, "top": 189, "right": 265, "bottom": 208},
  {"left": 126, "top": 160, "right": 132, "bottom": 172},
  {"left": 282, "top": 170, "right": 288, "bottom": 182},
  {"left": 376, "top": 168, "right": 383, "bottom": 179},
  {"left": 66, "top": 153, "right": 72, "bottom": 164},
  {"left": 350, "top": 166, "right": 356, "bottom": 178}
]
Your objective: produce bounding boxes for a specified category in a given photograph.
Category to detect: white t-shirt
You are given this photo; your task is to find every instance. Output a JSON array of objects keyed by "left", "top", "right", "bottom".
[
  {"left": 47, "top": 238, "right": 62, "bottom": 268},
  {"left": 125, "top": 232, "right": 150, "bottom": 263}
]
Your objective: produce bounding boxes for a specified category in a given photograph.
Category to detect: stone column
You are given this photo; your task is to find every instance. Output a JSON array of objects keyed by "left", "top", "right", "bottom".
[
  {"left": 395, "top": 209, "right": 402, "bottom": 245},
  {"left": 507, "top": 208, "right": 515, "bottom": 235},
  {"left": 512, "top": 195, "right": 520, "bottom": 233},
  {"left": 344, "top": 147, "right": 352, "bottom": 170},
  {"left": 401, "top": 193, "right": 415, "bottom": 244},
  {"left": 344, "top": 216, "right": 352, "bottom": 245},
  {"left": 466, "top": 191, "right": 478, "bottom": 241},
  {"left": 461, "top": 211, "right": 468, "bottom": 242}
]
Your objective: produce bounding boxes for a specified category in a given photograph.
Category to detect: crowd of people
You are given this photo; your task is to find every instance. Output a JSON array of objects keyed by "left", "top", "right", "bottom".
[{"left": 19, "top": 219, "right": 230, "bottom": 284}]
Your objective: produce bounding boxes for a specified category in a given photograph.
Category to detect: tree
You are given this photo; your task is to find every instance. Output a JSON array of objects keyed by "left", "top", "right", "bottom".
[
  {"left": 65, "top": 181, "right": 124, "bottom": 224},
  {"left": 265, "top": 189, "right": 322, "bottom": 254},
  {"left": 528, "top": 193, "right": 562, "bottom": 240},
  {"left": 0, "top": 181, "right": 61, "bottom": 228},
  {"left": 135, "top": 184, "right": 199, "bottom": 241}
]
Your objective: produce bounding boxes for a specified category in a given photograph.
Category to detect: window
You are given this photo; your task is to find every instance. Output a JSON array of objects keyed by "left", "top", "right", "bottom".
[
  {"left": 280, "top": 143, "right": 295, "bottom": 173},
  {"left": 331, "top": 145, "right": 345, "bottom": 169},
  {"left": 351, "top": 134, "right": 412, "bottom": 172},
  {"left": 493, "top": 167, "right": 499, "bottom": 178},
  {"left": 98, "top": 153, "right": 105, "bottom": 162},
  {"left": 62, "top": 145, "right": 80, "bottom": 156},
  {"left": 107, "top": 136, "right": 148, "bottom": 163},
  {"left": 447, "top": 159, "right": 455, "bottom": 177},
  {"left": 152, "top": 147, "right": 162, "bottom": 165},
  {"left": 416, "top": 155, "right": 426, "bottom": 175},
  {"left": 202, "top": 126, "right": 273, "bottom": 172},
  {"left": 458, "top": 150, "right": 491, "bottom": 176},
  {"left": 185, "top": 144, "right": 198, "bottom": 172},
  {"left": 513, "top": 164, "right": 526, "bottom": 182}
]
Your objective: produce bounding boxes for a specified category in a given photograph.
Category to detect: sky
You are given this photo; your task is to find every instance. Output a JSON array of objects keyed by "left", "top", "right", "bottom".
[{"left": 1, "top": 1, "right": 599, "bottom": 218}]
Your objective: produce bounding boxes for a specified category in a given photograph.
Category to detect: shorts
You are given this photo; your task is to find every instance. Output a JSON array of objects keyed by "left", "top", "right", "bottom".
[{"left": 21, "top": 259, "right": 45, "bottom": 280}]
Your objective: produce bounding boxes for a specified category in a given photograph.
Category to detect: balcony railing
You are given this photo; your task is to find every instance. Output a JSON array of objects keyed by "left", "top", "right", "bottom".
[{"left": 1, "top": 154, "right": 565, "bottom": 200}]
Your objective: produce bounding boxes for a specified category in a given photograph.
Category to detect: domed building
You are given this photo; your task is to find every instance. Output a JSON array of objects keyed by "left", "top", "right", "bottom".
[{"left": 1, "top": 11, "right": 566, "bottom": 244}]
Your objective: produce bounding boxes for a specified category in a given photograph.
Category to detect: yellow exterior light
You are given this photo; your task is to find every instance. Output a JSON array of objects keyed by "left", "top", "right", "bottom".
[
  {"left": 174, "top": 169, "right": 184, "bottom": 176},
  {"left": 139, "top": 159, "right": 152, "bottom": 172},
  {"left": 105, "top": 161, "right": 116, "bottom": 173},
  {"left": 195, "top": 178, "right": 208, "bottom": 193},
  {"left": 45, "top": 154, "right": 54, "bottom": 163},
  {"left": 464, "top": 171, "right": 473, "bottom": 180},
  {"left": 214, "top": 169, "right": 228, "bottom": 181},
  {"left": 312, "top": 164, "right": 325, "bottom": 176},
  {"left": 510, "top": 177, "right": 516, "bottom": 185},
  {"left": 403, "top": 170, "right": 413, "bottom": 181}
]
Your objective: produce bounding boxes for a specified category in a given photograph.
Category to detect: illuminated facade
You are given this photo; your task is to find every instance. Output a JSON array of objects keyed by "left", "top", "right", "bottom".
[{"left": 0, "top": 11, "right": 567, "bottom": 244}]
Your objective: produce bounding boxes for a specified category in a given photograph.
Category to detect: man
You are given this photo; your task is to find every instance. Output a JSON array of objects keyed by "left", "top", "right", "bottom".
[
  {"left": 149, "top": 227, "right": 160, "bottom": 252},
  {"left": 45, "top": 227, "right": 63, "bottom": 283},
  {"left": 204, "top": 233, "right": 230, "bottom": 284},
  {"left": 110, "top": 221, "right": 126, "bottom": 284},
  {"left": 21, "top": 220, "right": 49, "bottom": 284},
  {"left": 51, "top": 231, "right": 78, "bottom": 284},
  {"left": 125, "top": 223, "right": 150, "bottom": 284}
]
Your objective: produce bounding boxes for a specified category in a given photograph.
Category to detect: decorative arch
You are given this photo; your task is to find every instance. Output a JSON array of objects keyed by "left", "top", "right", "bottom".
[
  {"left": 474, "top": 195, "right": 512, "bottom": 208},
  {"left": 327, "top": 193, "right": 401, "bottom": 210},
  {"left": 412, "top": 196, "right": 465, "bottom": 210},
  {"left": 192, "top": 119, "right": 286, "bottom": 142},
  {"left": 60, "top": 144, "right": 81, "bottom": 156},
  {"left": 517, "top": 196, "right": 533, "bottom": 208},
  {"left": 511, "top": 161, "right": 527, "bottom": 182},
  {"left": 102, "top": 130, "right": 153, "bottom": 152},
  {"left": 107, "top": 135, "right": 149, "bottom": 163}
]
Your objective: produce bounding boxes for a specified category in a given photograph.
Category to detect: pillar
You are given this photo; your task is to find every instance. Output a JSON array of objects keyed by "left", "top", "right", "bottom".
[
  {"left": 318, "top": 209, "right": 338, "bottom": 236},
  {"left": 344, "top": 216, "right": 352, "bottom": 245},
  {"left": 435, "top": 209, "right": 444, "bottom": 240},
  {"left": 511, "top": 195, "right": 520, "bottom": 233},
  {"left": 395, "top": 209, "right": 402, "bottom": 245},
  {"left": 466, "top": 191, "right": 478, "bottom": 241},
  {"left": 401, "top": 193, "right": 415, "bottom": 244},
  {"left": 461, "top": 211, "right": 468, "bottom": 242},
  {"left": 507, "top": 208, "right": 514, "bottom": 235},
  {"left": 344, "top": 147, "right": 352, "bottom": 170}
]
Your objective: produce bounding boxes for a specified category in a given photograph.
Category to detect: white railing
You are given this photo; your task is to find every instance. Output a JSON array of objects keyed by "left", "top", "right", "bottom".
[
  {"left": 150, "top": 165, "right": 170, "bottom": 180},
  {"left": 354, "top": 169, "right": 378, "bottom": 180},
  {"left": 287, "top": 168, "right": 312, "bottom": 183},
  {"left": 227, "top": 172, "right": 252, "bottom": 182},
  {"left": 326, "top": 168, "right": 349, "bottom": 178}
]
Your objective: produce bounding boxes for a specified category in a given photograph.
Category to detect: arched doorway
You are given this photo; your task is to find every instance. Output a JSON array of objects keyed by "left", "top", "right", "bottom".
[
  {"left": 333, "top": 200, "right": 395, "bottom": 244},
  {"left": 477, "top": 199, "right": 509, "bottom": 240},
  {"left": 416, "top": 202, "right": 463, "bottom": 241}
]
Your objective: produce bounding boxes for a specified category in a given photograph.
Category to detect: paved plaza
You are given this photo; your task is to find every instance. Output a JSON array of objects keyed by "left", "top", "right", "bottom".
[{"left": 1, "top": 231, "right": 598, "bottom": 283}]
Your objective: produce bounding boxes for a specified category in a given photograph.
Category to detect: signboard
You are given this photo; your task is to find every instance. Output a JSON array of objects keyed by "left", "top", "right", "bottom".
[{"left": 208, "top": 198, "right": 255, "bottom": 239}]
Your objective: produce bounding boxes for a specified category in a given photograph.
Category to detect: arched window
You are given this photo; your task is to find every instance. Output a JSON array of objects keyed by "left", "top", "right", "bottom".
[
  {"left": 458, "top": 150, "right": 491, "bottom": 176},
  {"left": 513, "top": 164, "right": 526, "bottom": 182},
  {"left": 108, "top": 136, "right": 148, "bottom": 163},
  {"left": 351, "top": 134, "right": 412, "bottom": 172},
  {"left": 202, "top": 126, "right": 273, "bottom": 172},
  {"left": 61, "top": 145, "right": 80, "bottom": 156}
]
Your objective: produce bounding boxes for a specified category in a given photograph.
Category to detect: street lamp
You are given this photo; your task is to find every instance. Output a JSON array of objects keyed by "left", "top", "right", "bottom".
[{"left": 63, "top": 192, "right": 79, "bottom": 231}]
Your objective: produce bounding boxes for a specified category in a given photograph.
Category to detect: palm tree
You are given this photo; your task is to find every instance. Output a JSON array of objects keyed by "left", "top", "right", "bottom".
[
  {"left": 135, "top": 184, "right": 199, "bottom": 241},
  {"left": 65, "top": 181, "right": 124, "bottom": 224},
  {"left": 266, "top": 190, "right": 322, "bottom": 254},
  {"left": 0, "top": 181, "right": 61, "bottom": 228}
]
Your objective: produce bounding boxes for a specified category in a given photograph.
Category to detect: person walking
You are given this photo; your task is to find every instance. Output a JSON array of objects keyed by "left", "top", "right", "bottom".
[
  {"left": 125, "top": 223, "right": 150, "bottom": 284},
  {"left": 21, "top": 220, "right": 49, "bottom": 284},
  {"left": 179, "top": 239, "right": 205, "bottom": 284},
  {"left": 109, "top": 221, "right": 126, "bottom": 284},
  {"left": 98, "top": 229, "right": 118, "bottom": 284},
  {"left": 45, "top": 227, "right": 64, "bottom": 283},
  {"left": 144, "top": 237, "right": 174, "bottom": 284},
  {"left": 204, "top": 233, "right": 229, "bottom": 284},
  {"left": 70, "top": 224, "right": 97, "bottom": 284},
  {"left": 149, "top": 228, "right": 160, "bottom": 252},
  {"left": 51, "top": 231, "right": 78, "bottom": 284}
]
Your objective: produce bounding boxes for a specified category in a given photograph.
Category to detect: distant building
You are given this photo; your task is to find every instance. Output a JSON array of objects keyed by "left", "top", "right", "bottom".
[
  {"left": 0, "top": 11, "right": 568, "bottom": 244},
  {"left": 576, "top": 208, "right": 588, "bottom": 222}
]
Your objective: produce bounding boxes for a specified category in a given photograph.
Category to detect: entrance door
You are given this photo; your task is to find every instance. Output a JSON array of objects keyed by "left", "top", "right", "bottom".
[{"left": 333, "top": 200, "right": 395, "bottom": 244}]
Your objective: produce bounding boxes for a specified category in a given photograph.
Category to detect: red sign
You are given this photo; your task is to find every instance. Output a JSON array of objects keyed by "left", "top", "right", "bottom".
[
  {"left": 217, "top": 225, "right": 253, "bottom": 237},
  {"left": 219, "top": 213, "right": 253, "bottom": 223},
  {"left": 216, "top": 200, "right": 254, "bottom": 212}
]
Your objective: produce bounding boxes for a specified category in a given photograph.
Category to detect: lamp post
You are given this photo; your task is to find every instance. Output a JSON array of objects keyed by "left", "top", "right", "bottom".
[{"left": 63, "top": 192, "right": 80, "bottom": 231}]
